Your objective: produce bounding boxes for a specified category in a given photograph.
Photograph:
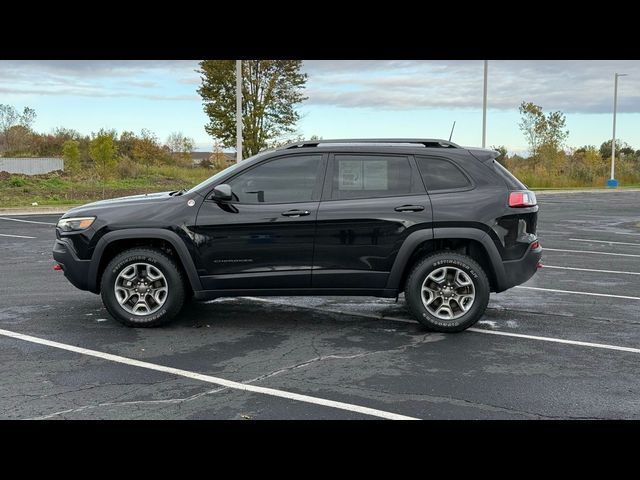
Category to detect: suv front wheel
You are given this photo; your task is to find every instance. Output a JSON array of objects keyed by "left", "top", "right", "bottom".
[
  {"left": 101, "top": 247, "right": 186, "bottom": 327},
  {"left": 405, "top": 252, "right": 490, "bottom": 332}
]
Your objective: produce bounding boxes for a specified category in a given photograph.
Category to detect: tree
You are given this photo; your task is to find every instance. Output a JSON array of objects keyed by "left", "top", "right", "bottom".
[
  {"left": 165, "top": 131, "right": 195, "bottom": 166},
  {"left": 5, "top": 125, "right": 34, "bottom": 155},
  {"left": 542, "top": 110, "right": 569, "bottom": 151},
  {"left": 197, "top": 60, "right": 307, "bottom": 158},
  {"left": 210, "top": 142, "right": 227, "bottom": 169},
  {"left": 0, "top": 105, "right": 37, "bottom": 152},
  {"left": 132, "top": 129, "right": 166, "bottom": 168},
  {"left": 518, "top": 102, "right": 546, "bottom": 157},
  {"left": 518, "top": 101, "right": 569, "bottom": 158},
  {"left": 599, "top": 139, "right": 634, "bottom": 159},
  {"left": 90, "top": 131, "right": 118, "bottom": 196},
  {"left": 62, "top": 140, "right": 81, "bottom": 175},
  {"left": 118, "top": 131, "right": 138, "bottom": 158}
]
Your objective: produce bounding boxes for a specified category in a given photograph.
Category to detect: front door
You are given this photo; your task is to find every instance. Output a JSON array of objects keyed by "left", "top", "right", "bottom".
[
  {"left": 313, "top": 153, "right": 433, "bottom": 289},
  {"left": 194, "top": 154, "right": 326, "bottom": 290}
]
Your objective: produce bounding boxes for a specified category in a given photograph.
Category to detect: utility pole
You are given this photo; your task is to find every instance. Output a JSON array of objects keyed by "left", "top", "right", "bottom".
[
  {"left": 236, "top": 60, "right": 242, "bottom": 163},
  {"left": 482, "top": 60, "right": 488, "bottom": 148},
  {"left": 609, "top": 72, "right": 627, "bottom": 187}
]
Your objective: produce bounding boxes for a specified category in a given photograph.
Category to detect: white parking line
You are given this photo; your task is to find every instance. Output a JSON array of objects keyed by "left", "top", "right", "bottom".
[
  {"left": 516, "top": 285, "right": 640, "bottom": 300},
  {"left": 0, "top": 328, "right": 417, "bottom": 421},
  {"left": 468, "top": 328, "right": 640, "bottom": 354},
  {"left": 241, "top": 298, "right": 640, "bottom": 354},
  {"left": 0, "top": 233, "right": 36, "bottom": 239},
  {"left": 543, "top": 265, "right": 640, "bottom": 276},
  {"left": 544, "top": 248, "right": 640, "bottom": 258},
  {"left": 570, "top": 238, "right": 640, "bottom": 247},
  {"left": 0, "top": 216, "right": 56, "bottom": 226}
]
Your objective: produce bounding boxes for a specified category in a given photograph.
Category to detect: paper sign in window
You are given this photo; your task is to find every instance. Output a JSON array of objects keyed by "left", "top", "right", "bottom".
[
  {"left": 363, "top": 160, "right": 388, "bottom": 190},
  {"left": 338, "top": 160, "right": 363, "bottom": 190}
]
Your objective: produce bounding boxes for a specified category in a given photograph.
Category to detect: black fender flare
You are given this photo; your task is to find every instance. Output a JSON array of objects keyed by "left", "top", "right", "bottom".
[
  {"left": 87, "top": 228, "right": 203, "bottom": 293},
  {"left": 385, "top": 227, "right": 506, "bottom": 291}
]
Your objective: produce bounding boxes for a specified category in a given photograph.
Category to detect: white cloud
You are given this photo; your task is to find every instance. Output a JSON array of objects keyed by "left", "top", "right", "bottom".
[{"left": 303, "top": 60, "right": 640, "bottom": 114}]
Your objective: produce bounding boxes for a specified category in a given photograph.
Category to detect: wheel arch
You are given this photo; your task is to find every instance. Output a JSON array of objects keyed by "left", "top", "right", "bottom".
[
  {"left": 88, "top": 229, "right": 202, "bottom": 294},
  {"left": 386, "top": 227, "right": 506, "bottom": 293}
]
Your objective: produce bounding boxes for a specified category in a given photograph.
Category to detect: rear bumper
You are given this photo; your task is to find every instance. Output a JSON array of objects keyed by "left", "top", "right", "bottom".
[
  {"left": 52, "top": 239, "right": 92, "bottom": 291},
  {"left": 496, "top": 243, "right": 542, "bottom": 292}
]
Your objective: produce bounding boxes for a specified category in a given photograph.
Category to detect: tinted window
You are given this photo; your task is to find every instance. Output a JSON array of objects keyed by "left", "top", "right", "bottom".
[
  {"left": 332, "top": 155, "right": 412, "bottom": 200},
  {"left": 228, "top": 155, "right": 321, "bottom": 203},
  {"left": 492, "top": 160, "right": 526, "bottom": 189},
  {"left": 416, "top": 157, "right": 471, "bottom": 191}
]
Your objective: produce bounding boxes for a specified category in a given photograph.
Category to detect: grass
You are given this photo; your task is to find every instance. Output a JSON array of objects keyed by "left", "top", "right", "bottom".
[{"left": 0, "top": 165, "right": 217, "bottom": 208}]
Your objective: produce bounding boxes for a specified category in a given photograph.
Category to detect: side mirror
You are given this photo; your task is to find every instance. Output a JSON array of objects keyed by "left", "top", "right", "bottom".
[{"left": 212, "top": 184, "right": 233, "bottom": 202}]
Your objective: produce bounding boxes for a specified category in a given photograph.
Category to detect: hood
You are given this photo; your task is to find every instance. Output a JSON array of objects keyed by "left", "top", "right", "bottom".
[{"left": 65, "top": 191, "right": 175, "bottom": 216}]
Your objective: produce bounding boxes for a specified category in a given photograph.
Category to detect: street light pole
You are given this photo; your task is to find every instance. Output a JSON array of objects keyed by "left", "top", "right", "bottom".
[
  {"left": 609, "top": 72, "right": 627, "bottom": 187},
  {"left": 236, "top": 60, "right": 242, "bottom": 163},
  {"left": 482, "top": 60, "right": 488, "bottom": 148}
]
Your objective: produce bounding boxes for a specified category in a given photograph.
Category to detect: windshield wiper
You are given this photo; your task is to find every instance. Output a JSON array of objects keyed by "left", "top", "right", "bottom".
[{"left": 169, "top": 189, "right": 187, "bottom": 196}]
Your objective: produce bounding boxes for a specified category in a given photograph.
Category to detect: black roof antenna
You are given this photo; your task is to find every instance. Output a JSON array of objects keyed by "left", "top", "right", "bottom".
[{"left": 448, "top": 121, "right": 456, "bottom": 142}]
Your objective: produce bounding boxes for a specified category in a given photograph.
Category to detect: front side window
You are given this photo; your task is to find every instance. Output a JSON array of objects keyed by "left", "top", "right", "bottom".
[
  {"left": 228, "top": 155, "right": 321, "bottom": 204},
  {"left": 332, "top": 155, "right": 412, "bottom": 200}
]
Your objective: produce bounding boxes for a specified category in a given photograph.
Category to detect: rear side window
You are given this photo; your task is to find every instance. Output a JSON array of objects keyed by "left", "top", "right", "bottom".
[
  {"left": 415, "top": 156, "right": 471, "bottom": 191},
  {"left": 491, "top": 160, "right": 527, "bottom": 189},
  {"left": 331, "top": 155, "right": 412, "bottom": 200}
]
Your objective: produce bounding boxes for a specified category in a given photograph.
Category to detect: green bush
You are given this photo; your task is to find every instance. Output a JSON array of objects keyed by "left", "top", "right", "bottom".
[{"left": 9, "top": 177, "right": 27, "bottom": 187}]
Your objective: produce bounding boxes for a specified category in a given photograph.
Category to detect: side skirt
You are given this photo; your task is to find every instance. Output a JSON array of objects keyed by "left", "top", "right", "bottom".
[{"left": 193, "top": 288, "right": 398, "bottom": 301}]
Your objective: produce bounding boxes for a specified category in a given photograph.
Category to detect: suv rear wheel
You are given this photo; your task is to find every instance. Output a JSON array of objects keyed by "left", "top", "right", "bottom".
[
  {"left": 100, "top": 247, "right": 186, "bottom": 327},
  {"left": 405, "top": 252, "right": 490, "bottom": 332}
]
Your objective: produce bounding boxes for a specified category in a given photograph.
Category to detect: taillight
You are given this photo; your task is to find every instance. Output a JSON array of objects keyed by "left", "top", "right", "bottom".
[
  {"left": 509, "top": 191, "right": 537, "bottom": 208},
  {"left": 531, "top": 240, "right": 540, "bottom": 250}
]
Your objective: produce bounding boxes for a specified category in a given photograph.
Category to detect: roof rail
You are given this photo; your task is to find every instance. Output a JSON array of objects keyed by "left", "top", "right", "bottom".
[{"left": 283, "top": 138, "right": 460, "bottom": 149}]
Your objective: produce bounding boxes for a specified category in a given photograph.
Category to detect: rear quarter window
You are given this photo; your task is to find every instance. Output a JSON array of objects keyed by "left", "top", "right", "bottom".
[
  {"left": 415, "top": 156, "right": 471, "bottom": 191},
  {"left": 491, "top": 160, "right": 527, "bottom": 190}
]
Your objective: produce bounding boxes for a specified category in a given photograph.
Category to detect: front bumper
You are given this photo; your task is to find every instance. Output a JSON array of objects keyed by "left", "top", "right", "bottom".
[
  {"left": 496, "top": 242, "right": 542, "bottom": 292},
  {"left": 52, "top": 239, "right": 91, "bottom": 291}
]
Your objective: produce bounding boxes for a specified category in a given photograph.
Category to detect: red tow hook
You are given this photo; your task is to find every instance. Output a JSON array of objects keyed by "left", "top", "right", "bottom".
[
  {"left": 532, "top": 241, "right": 543, "bottom": 268},
  {"left": 53, "top": 264, "right": 63, "bottom": 271}
]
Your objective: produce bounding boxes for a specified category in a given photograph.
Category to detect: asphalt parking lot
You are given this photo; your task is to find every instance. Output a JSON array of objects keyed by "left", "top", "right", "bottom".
[{"left": 1, "top": 191, "right": 639, "bottom": 419}]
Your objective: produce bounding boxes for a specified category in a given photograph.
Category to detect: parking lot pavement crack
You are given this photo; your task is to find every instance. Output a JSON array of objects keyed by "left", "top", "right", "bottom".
[
  {"left": 24, "top": 386, "right": 229, "bottom": 420},
  {"left": 4, "top": 380, "right": 171, "bottom": 406},
  {"left": 244, "top": 333, "right": 443, "bottom": 385}
]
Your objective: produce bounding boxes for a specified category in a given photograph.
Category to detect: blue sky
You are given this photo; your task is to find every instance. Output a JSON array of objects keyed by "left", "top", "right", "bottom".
[{"left": 1, "top": 60, "right": 639, "bottom": 154}]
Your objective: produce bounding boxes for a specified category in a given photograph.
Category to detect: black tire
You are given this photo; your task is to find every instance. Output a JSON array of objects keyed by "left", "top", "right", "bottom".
[
  {"left": 404, "top": 252, "right": 490, "bottom": 333},
  {"left": 100, "top": 247, "right": 186, "bottom": 327}
]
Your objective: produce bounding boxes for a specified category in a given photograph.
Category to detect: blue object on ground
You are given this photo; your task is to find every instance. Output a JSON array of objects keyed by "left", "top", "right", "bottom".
[{"left": 607, "top": 179, "right": 619, "bottom": 188}]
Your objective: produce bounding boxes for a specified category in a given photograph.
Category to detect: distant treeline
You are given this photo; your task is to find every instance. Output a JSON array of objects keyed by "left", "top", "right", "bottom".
[{"left": 489, "top": 101, "right": 640, "bottom": 187}]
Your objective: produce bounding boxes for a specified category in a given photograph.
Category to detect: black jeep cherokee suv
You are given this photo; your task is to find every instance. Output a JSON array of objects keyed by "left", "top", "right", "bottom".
[{"left": 53, "top": 138, "right": 541, "bottom": 332}]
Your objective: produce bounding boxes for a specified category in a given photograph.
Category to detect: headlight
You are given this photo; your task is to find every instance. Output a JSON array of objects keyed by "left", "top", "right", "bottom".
[{"left": 57, "top": 216, "right": 96, "bottom": 232}]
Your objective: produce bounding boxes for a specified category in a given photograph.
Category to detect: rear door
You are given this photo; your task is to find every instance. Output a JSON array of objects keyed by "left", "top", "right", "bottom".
[{"left": 313, "top": 152, "right": 433, "bottom": 289}]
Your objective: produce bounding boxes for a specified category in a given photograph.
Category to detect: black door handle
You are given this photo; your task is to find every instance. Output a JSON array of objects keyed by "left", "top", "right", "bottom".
[
  {"left": 394, "top": 205, "right": 425, "bottom": 212},
  {"left": 281, "top": 209, "right": 311, "bottom": 217}
]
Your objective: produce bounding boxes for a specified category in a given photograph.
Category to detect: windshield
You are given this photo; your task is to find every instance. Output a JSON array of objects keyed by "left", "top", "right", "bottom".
[{"left": 186, "top": 151, "right": 271, "bottom": 194}]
